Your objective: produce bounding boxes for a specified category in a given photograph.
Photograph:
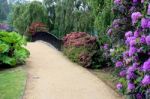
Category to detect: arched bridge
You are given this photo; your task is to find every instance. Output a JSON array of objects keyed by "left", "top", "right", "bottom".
[{"left": 31, "top": 32, "right": 62, "bottom": 50}]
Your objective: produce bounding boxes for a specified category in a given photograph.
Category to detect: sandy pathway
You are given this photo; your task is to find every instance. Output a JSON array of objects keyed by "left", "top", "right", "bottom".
[{"left": 23, "top": 41, "right": 122, "bottom": 99}]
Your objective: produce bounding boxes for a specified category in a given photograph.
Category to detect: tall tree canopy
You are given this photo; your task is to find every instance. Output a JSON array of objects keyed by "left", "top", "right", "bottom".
[
  {"left": 87, "top": 0, "right": 113, "bottom": 44},
  {"left": 44, "top": 0, "right": 94, "bottom": 38},
  {"left": 44, "top": 0, "right": 113, "bottom": 39}
]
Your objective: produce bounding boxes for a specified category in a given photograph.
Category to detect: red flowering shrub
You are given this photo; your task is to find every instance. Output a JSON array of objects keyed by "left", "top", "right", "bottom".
[
  {"left": 27, "top": 22, "right": 48, "bottom": 35},
  {"left": 63, "top": 32, "right": 97, "bottom": 47},
  {"left": 63, "top": 32, "right": 102, "bottom": 68}
]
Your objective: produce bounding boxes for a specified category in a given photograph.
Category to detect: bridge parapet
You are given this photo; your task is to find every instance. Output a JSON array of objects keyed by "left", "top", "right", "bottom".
[{"left": 31, "top": 32, "right": 62, "bottom": 50}]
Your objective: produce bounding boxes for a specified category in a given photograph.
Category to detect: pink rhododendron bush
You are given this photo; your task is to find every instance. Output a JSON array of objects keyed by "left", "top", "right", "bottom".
[
  {"left": 63, "top": 32, "right": 106, "bottom": 68},
  {"left": 110, "top": 0, "right": 150, "bottom": 98}
]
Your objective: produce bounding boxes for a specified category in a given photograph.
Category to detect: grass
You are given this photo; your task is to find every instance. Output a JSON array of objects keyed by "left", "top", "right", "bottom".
[{"left": 0, "top": 67, "right": 26, "bottom": 99}]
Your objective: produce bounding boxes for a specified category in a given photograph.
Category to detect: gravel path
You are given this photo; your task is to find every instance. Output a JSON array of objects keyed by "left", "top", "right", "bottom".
[{"left": 23, "top": 41, "right": 122, "bottom": 99}]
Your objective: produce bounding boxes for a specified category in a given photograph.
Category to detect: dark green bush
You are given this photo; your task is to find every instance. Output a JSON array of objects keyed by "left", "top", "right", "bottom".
[{"left": 0, "top": 30, "right": 29, "bottom": 67}]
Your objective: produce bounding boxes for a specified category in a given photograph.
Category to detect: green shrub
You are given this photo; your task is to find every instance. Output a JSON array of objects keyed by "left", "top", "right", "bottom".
[
  {"left": 0, "top": 30, "right": 29, "bottom": 66},
  {"left": 63, "top": 46, "right": 87, "bottom": 63},
  {"left": 63, "top": 32, "right": 107, "bottom": 69},
  {"left": 63, "top": 46, "right": 100, "bottom": 68}
]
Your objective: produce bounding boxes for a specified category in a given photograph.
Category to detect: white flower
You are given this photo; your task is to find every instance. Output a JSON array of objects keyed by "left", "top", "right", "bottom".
[{"left": 110, "top": 49, "right": 115, "bottom": 53}]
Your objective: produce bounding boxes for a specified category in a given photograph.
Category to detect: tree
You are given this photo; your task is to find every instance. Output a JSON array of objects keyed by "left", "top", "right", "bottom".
[
  {"left": 0, "top": 0, "right": 9, "bottom": 22},
  {"left": 11, "top": 1, "right": 50, "bottom": 34},
  {"left": 86, "top": 0, "right": 113, "bottom": 44},
  {"left": 44, "top": 0, "right": 56, "bottom": 30},
  {"left": 44, "top": 0, "right": 94, "bottom": 38}
]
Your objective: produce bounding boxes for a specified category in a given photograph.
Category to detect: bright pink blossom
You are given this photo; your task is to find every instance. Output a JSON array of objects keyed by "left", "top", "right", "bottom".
[
  {"left": 146, "top": 35, "right": 150, "bottom": 45},
  {"left": 142, "top": 75, "right": 150, "bottom": 86},
  {"left": 116, "top": 83, "right": 123, "bottom": 90}
]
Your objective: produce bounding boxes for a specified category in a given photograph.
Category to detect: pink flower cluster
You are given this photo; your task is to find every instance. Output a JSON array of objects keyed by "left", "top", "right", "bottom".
[
  {"left": 63, "top": 32, "right": 96, "bottom": 47},
  {"left": 131, "top": 12, "right": 142, "bottom": 25}
]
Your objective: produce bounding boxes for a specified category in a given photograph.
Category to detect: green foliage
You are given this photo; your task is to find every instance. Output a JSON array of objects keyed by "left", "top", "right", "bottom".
[
  {"left": 63, "top": 46, "right": 101, "bottom": 69},
  {"left": 11, "top": 1, "right": 50, "bottom": 34},
  {"left": 44, "top": 0, "right": 113, "bottom": 39},
  {"left": 111, "top": 45, "right": 126, "bottom": 61},
  {"left": 64, "top": 45, "right": 109, "bottom": 69},
  {"left": 98, "top": 0, "right": 113, "bottom": 34},
  {"left": 63, "top": 46, "right": 87, "bottom": 63},
  {"left": 44, "top": 0, "right": 94, "bottom": 38},
  {"left": 87, "top": 0, "right": 113, "bottom": 36},
  {"left": 0, "top": 31, "right": 29, "bottom": 66}
]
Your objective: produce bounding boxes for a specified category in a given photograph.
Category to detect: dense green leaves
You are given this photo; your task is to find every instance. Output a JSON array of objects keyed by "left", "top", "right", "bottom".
[
  {"left": 87, "top": 0, "right": 113, "bottom": 45},
  {"left": 14, "top": 47, "right": 29, "bottom": 63},
  {"left": 1, "top": 33, "right": 22, "bottom": 43},
  {"left": 44, "top": 0, "right": 113, "bottom": 41},
  {"left": 0, "top": 43, "right": 9, "bottom": 53},
  {"left": 0, "top": 31, "right": 29, "bottom": 66},
  {"left": 0, "top": 56, "right": 17, "bottom": 66},
  {"left": 44, "top": 0, "right": 94, "bottom": 38}
]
